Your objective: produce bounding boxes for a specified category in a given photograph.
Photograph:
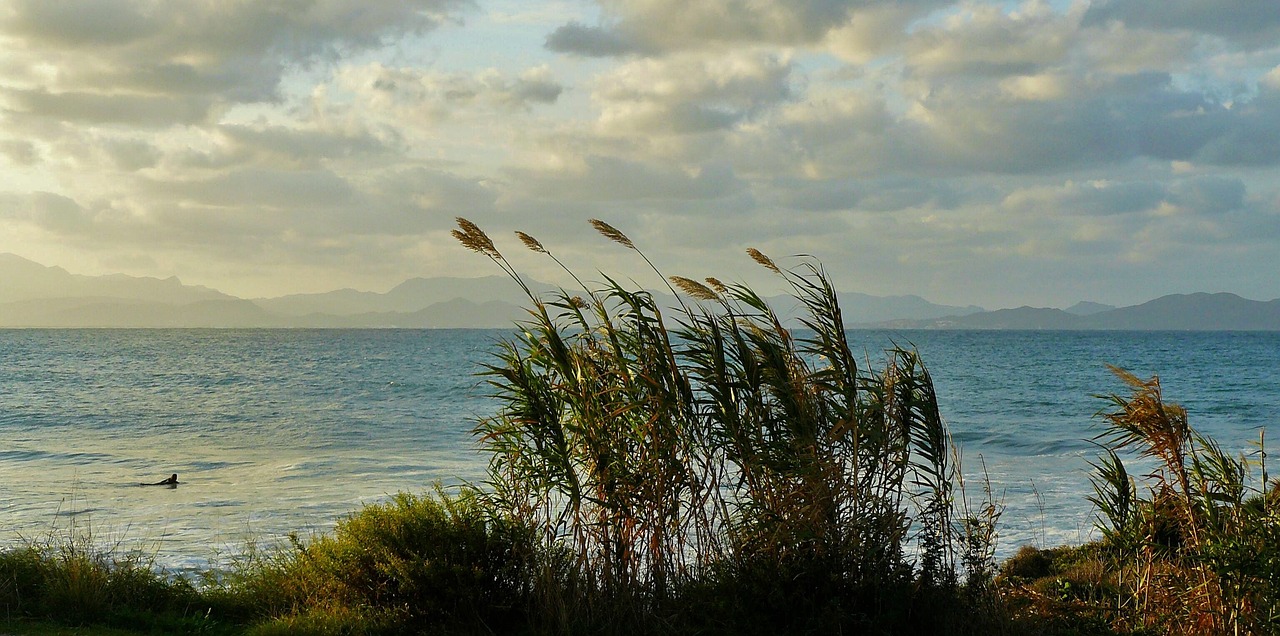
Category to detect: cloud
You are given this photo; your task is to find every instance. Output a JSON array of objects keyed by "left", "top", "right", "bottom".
[
  {"left": 101, "top": 137, "right": 161, "bottom": 171},
  {"left": 759, "top": 176, "right": 962, "bottom": 212},
  {"left": 0, "top": 0, "right": 472, "bottom": 118},
  {"left": 2, "top": 0, "right": 1278, "bottom": 307},
  {"left": 1075, "top": 21, "right": 1198, "bottom": 74},
  {"left": 546, "top": 0, "right": 939, "bottom": 57},
  {"left": 1167, "top": 176, "right": 1247, "bottom": 215},
  {"left": 513, "top": 155, "right": 744, "bottom": 202},
  {"left": 824, "top": 4, "right": 937, "bottom": 64},
  {"left": 141, "top": 168, "right": 359, "bottom": 211},
  {"left": 592, "top": 51, "right": 794, "bottom": 135},
  {"left": 1082, "top": 0, "right": 1280, "bottom": 48},
  {"left": 1, "top": 88, "right": 218, "bottom": 126},
  {"left": 904, "top": 2, "right": 1077, "bottom": 77},
  {"left": 546, "top": 21, "right": 642, "bottom": 56},
  {"left": 729, "top": 64, "right": 1280, "bottom": 184},
  {"left": 0, "top": 139, "right": 38, "bottom": 165},
  {"left": 336, "top": 63, "right": 565, "bottom": 128},
  {"left": 0, "top": 0, "right": 158, "bottom": 47},
  {"left": 0, "top": 191, "right": 100, "bottom": 236},
  {"left": 211, "top": 124, "right": 395, "bottom": 167}
]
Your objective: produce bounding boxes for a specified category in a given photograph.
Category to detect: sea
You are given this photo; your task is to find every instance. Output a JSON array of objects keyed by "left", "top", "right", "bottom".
[{"left": 2, "top": 328, "right": 1278, "bottom": 573}]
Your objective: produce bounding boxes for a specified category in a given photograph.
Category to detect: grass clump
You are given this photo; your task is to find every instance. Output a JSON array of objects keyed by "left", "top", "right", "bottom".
[
  {"left": 1000, "top": 368, "right": 1280, "bottom": 635},
  {"left": 212, "top": 485, "right": 539, "bottom": 634},
  {"left": 0, "top": 525, "right": 216, "bottom": 633},
  {"left": 454, "top": 217, "right": 1004, "bottom": 634}
]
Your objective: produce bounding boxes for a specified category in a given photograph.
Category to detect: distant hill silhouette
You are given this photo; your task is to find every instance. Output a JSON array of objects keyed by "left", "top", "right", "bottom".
[
  {"left": 253, "top": 277, "right": 557, "bottom": 317},
  {"left": 2, "top": 253, "right": 1276, "bottom": 330},
  {"left": 1064, "top": 301, "right": 1116, "bottom": 316},
  {"left": 887, "top": 293, "right": 1280, "bottom": 331},
  {"left": 1085, "top": 293, "right": 1280, "bottom": 330}
]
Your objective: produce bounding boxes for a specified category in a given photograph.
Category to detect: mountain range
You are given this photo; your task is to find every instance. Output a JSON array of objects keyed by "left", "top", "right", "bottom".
[
  {"left": 1, "top": 253, "right": 1277, "bottom": 330},
  {"left": 884, "top": 293, "right": 1280, "bottom": 331}
]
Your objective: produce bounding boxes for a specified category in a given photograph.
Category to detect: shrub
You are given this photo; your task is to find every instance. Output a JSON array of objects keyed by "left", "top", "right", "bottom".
[
  {"left": 0, "top": 528, "right": 210, "bottom": 631},
  {"left": 219, "top": 486, "right": 539, "bottom": 633}
]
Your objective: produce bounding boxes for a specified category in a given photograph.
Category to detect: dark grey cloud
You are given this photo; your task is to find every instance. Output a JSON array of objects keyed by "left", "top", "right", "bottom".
[
  {"left": 0, "top": 0, "right": 473, "bottom": 119},
  {"left": 217, "top": 125, "right": 395, "bottom": 165},
  {"left": 1168, "top": 176, "right": 1247, "bottom": 215},
  {"left": 510, "top": 75, "right": 564, "bottom": 105},
  {"left": 27, "top": 191, "right": 92, "bottom": 233},
  {"left": 0, "top": 191, "right": 98, "bottom": 235},
  {"left": 546, "top": 0, "right": 950, "bottom": 57},
  {"left": 546, "top": 21, "right": 642, "bottom": 57},
  {"left": 2, "top": 88, "right": 217, "bottom": 126},
  {"left": 2, "top": 0, "right": 470, "bottom": 58},
  {"left": 0, "top": 139, "right": 38, "bottom": 165},
  {"left": 348, "top": 64, "right": 565, "bottom": 117},
  {"left": 1083, "top": 0, "right": 1280, "bottom": 47},
  {"left": 101, "top": 137, "right": 161, "bottom": 171},
  {"left": 0, "top": 0, "right": 157, "bottom": 47}
]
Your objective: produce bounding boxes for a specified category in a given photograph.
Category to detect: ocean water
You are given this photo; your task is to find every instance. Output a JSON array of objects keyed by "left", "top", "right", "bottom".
[{"left": 2, "top": 328, "right": 1278, "bottom": 572}]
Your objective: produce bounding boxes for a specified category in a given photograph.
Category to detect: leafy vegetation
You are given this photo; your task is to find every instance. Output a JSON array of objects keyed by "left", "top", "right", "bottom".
[
  {"left": 2, "top": 219, "right": 1277, "bottom": 635},
  {"left": 999, "top": 368, "right": 1280, "bottom": 635},
  {"left": 0, "top": 523, "right": 219, "bottom": 634}
]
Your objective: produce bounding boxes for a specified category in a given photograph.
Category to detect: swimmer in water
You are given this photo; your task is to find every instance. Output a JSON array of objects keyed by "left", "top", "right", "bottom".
[{"left": 145, "top": 474, "right": 179, "bottom": 486}]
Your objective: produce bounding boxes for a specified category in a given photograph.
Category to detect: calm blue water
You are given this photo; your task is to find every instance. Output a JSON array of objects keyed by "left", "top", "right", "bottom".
[{"left": 2, "top": 329, "right": 1278, "bottom": 571}]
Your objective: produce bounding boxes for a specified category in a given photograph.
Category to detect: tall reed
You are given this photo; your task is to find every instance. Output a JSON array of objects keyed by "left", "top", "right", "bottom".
[
  {"left": 1087, "top": 367, "right": 1280, "bottom": 634},
  {"left": 455, "top": 218, "right": 995, "bottom": 632}
]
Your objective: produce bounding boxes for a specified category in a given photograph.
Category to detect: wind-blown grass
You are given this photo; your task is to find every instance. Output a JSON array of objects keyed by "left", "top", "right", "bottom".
[
  {"left": 454, "top": 217, "right": 1002, "bottom": 633},
  {"left": 1001, "top": 367, "right": 1280, "bottom": 635}
]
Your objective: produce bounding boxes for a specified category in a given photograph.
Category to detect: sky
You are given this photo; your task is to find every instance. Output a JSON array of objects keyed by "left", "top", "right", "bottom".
[{"left": 1, "top": 0, "right": 1278, "bottom": 309}]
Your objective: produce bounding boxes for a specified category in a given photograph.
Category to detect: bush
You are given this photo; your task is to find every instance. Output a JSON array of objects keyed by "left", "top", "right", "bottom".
[
  {"left": 0, "top": 530, "right": 212, "bottom": 632},
  {"left": 220, "top": 486, "right": 539, "bottom": 633}
]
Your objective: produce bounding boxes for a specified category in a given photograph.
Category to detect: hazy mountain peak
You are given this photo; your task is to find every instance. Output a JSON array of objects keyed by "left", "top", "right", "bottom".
[
  {"left": 1064, "top": 301, "right": 1116, "bottom": 316},
  {"left": 3, "top": 253, "right": 1276, "bottom": 330}
]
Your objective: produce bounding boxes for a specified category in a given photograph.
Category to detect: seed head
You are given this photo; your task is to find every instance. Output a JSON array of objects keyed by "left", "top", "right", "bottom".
[
  {"left": 746, "top": 248, "right": 781, "bottom": 274},
  {"left": 454, "top": 217, "right": 500, "bottom": 259},
  {"left": 670, "top": 276, "right": 719, "bottom": 301},
  {"left": 515, "top": 231, "right": 547, "bottom": 254},
  {"left": 589, "top": 219, "right": 636, "bottom": 250}
]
